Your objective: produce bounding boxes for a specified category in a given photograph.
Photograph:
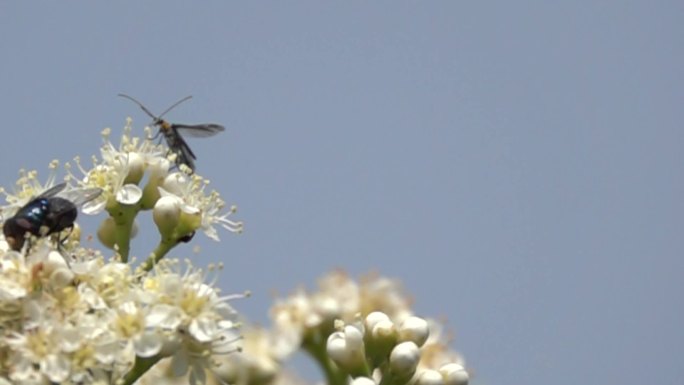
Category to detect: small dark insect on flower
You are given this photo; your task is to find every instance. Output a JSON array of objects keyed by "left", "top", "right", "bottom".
[
  {"left": 2, "top": 183, "right": 102, "bottom": 251},
  {"left": 118, "top": 94, "right": 225, "bottom": 173}
]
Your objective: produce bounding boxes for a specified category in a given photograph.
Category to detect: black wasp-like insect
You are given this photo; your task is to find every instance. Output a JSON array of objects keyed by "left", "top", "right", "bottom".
[
  {"left": 118, "top": 94, "right": 225, "bottom": 172},
  {"left": 2, "top": 183, "right": 102, "bottom": 251}
]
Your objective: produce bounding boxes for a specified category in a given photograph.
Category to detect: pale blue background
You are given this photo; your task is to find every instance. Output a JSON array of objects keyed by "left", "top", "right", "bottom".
[{"left": 1, "top": 2, "right": 682, "bottom": 385}]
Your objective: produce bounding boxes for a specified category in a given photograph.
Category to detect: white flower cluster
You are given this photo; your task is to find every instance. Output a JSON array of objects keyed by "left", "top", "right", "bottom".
[
  {"left": 0, "top": 119, "right": 471, "bottom": 385},
  {"left": 267, "top": 271, "right": 469, "bottom": 385},
  {"left": 270, "top": 271, "right": 413, "bottom": 356},
  {"left": 329, "top": 315, "right": 468, "bottom": 385},
  {"left": 0, "top": 245, "right": 242, "bottom": 385},
  {"left": 65, "top": 120, "right": 242, "bottom": 261},
  {"left": 0, "top": 121, "right": 244, "bottom": 384}
]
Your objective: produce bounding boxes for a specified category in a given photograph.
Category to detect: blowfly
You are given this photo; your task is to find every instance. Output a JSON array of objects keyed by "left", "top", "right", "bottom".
[
  {"left": 2, "top": 183, "right": 102, "bottom": 251},
  {"left": 118, "top": 94, "right": 225, "bottom": 172}
]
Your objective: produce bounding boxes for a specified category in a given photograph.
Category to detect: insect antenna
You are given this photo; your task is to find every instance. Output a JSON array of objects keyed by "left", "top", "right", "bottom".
[
  {"left": 118, "top": 94, "right": 158, "bottom": 120},
  {"left": 158, "top": 95, "right": 193, "bottom": 119}
]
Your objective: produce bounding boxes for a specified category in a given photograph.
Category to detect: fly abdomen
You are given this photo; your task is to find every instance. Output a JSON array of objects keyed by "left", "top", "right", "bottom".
[{"left": 44, "top": 197, "right": 78, "bottom": 234}]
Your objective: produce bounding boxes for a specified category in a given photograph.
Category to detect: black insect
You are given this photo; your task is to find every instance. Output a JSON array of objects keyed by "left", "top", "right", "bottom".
[
  {"left": 118, "top": 94, "right": 225, "bottom": 172},
  {"left": 2, "top": 183, "right": 102, "bottom": 251}
]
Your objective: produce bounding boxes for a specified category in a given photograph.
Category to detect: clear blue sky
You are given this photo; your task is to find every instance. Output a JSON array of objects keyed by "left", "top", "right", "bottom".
[{"left": 1, "top": 2, "right": 682, "bottom": 385}]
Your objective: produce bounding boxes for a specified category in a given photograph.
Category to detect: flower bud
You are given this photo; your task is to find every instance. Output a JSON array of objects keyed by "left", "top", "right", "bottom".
[
  {"left": 398, "top": 316, "right": 429, "bottom": 347},
  {"left": 162, "top": 172, "right": 187, "bottom": 196},
  {"left": 124, "top": 152, "right": 145, "bottom": 184},
  {"left": 440, "top": 363, "right": 468, "bottom": 385},
  {"left": 153, "top": 196, "right": 181, "bottom": 237},
  {"left": 351, "top": 377, "right": 377, "bottom": 385},
  {"left": 97, "top": 217, "right": 117, "bottom": 249},
  {"left": 365, "top": 312, "right": 391, "bottom": 337},
  {"left": 326, "top": 325, "right": 367, "bottom": 375},
  {"left": 371, "top": 319, "right": 397, "bottom": 346},
  {"left": 389, "top": 341, "right": 420, "bottom": 378},
  {"left": 148, "top": 157, "right": 171, "bottom": 179},
  {"left": 176, "top": 209, "right": 201, "bottom": 241},
  {"left": 140, "top": 158, "right": 171, "bottom": 209},
  {"left": 416, "top": 370, "right": 445, "bottom": 385}
]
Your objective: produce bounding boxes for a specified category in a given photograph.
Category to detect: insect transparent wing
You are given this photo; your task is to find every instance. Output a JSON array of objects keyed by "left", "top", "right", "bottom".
[
  {"left": 173, "top": 124, "right": 225, "bottom": 138},
  {"left": 37, "top": 183, "right": 68, "bottom": 199},
  {"left": 57, "top": 187, "right": 103, "bottom": 207}
]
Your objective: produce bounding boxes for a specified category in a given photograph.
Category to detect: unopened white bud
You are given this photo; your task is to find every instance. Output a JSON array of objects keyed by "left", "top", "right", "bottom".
[
  {"left": 416, "top": 370, "right": 445, "bottom": 385},
  {"left": 162, "top": 173, "right": 187, "bottom": 195},
  {"left": 389, "top": 341, "right": 420, "bottom": 377},
  {"left": 327, "top": 331, "right": 349, "bottom": 364},
  {"left": 326, "top": 325, "right": 367, "bottom": 374},
  {"left": 97, "top": 217, "right": 117, "bottom": 249},
  {"left": 124, "top": 152, "right": 145, "bottom": 184},
  {"left": 371, "top": 319, "right": 397, "bottom": 343},
  {"left": 440, "top": 363, "right": 468, "bottom": 385},
  {"left": 365, "top": 312, "right": 391, "bottom": 334},
  {"left": 148, "top": 157, "right": 171, "bottom": 179},
  {"left": 365, "top": 317, "right": 397, "bottom": 363},
  {"left": 343, "top": 325, "right": 365, "bottom": 351},
  {"left": 350, "top": 377, "right": 376, "bottom": 385},
  {"left": 316, "top": 297, "right": 341, "bottom": 321},
  {"left": 153, "top": 196, "right": 181, "bottom": 236},
  {"left": 141, "top": 158, "right": 171, "bottom": 209},
  {"left": 399, "top": 316, "right": 429, "bottom": 347}
]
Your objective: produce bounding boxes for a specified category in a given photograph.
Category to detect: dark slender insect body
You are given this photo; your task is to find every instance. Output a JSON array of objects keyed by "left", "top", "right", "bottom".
[
  {"left": 2, "top": 183, "right": 101, "bottom": 251},
  {"left": 118, "top": 94, "right": 225, "bottom": 172}
]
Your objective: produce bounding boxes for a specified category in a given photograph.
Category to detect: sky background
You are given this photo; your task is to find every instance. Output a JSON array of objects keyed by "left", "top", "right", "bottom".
[{"left": 0, "top": 2, "right": 682, "bottom": 385}]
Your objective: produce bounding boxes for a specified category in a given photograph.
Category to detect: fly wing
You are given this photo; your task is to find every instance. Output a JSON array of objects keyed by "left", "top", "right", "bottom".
[
  {"left": 172, "top": 123, "right": 225, "bottom": 138},
  {"left": 57, "top": 187, "right": 103, "bottom": 207},
  {"left": 37, "top": 183, "right": 67, "bottom": 198}
]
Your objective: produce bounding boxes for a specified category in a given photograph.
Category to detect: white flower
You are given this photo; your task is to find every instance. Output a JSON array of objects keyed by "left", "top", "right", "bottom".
[
  {"left": 0, "top": 164, "right": 60, "bottom": 217},
  {"left": 66, "top": 122, "right": 166, "bottom": 213},
  {"left": 112, "top": 301, "right": 163, "bottom": 357},
  {"left": 212, "top": 326, "right": 281, "bottom": 385},
  {"left": 5, "top": 320, "right": 71, "bottom": 383},
  {"left": 159, "top": 172, "right": 243, "bottom": 241},
  {"left": 269, "top": 271, "right": 414, "bottom": 359}
]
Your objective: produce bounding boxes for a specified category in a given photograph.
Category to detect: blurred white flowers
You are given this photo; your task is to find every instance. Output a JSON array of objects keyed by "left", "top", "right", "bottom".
[{"left": 0, "top": 118, "right": 469, "bottom": 385}]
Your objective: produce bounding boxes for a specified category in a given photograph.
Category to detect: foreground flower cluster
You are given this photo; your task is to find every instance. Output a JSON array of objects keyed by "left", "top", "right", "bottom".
[
  {"left": 0, "top": 122, "right": 244, "bottom": 384},
  {"left": 0, "top": 120, "right": 469, "bottom": 385}
]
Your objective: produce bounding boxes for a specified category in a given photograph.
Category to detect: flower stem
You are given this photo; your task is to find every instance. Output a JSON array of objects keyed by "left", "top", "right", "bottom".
[
  {"left": 140, "top": 238, "right": 178, "bottom": 272},
  {"left": 121, "top": 355, "right": 162, "bottom": 385},
  {"left": 114, "top": 220, "right": 133, "bottom": 263},
  {"left": 108, "top": 203, "right": 140, "bottom": 263}
]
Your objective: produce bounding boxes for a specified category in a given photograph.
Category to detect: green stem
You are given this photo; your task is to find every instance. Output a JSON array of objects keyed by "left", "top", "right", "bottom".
[
  {"left": 115, "top": 219, "right": 133, "bottom": 263},
  {"left": 121, "top": 355, "right": 162, "bottom": 385},
  {"left": 108, "top": 203, "right": 140, "bottom": 263},
  {"left": 303, "top": 333, "right": 348, "bottom": 385},
  {"left": 140, "top": 238, "right": 178, "bottom": 272}
]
